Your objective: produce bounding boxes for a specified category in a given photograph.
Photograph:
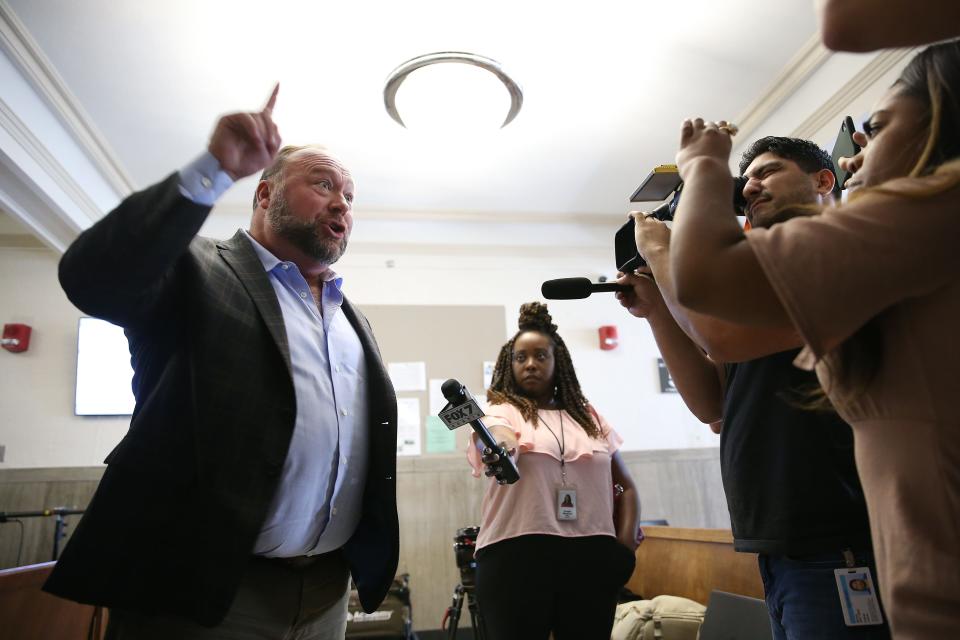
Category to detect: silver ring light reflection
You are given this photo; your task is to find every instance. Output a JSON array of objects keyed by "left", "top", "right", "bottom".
[{"left": 383, "top": 52, "right": 523, "bottom": 129}]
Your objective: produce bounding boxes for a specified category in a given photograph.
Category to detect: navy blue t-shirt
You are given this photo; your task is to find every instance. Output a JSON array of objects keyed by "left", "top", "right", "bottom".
[{"left": 721, "top": 349, "right": 872, "bottom": 555}]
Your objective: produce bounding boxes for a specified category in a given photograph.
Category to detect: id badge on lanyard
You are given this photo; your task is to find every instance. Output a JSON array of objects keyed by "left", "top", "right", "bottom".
[
  {"left": 556, "top": 484, "right": 578, "bottom": 521},
  {"left": 540, "top": 412, "right": 578, "bottom": 521}
]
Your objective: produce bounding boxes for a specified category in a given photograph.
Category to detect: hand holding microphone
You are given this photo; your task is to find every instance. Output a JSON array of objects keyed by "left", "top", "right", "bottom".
[
  {"left": 439, "top": 379, "right": 520, "bottom": 484},
  {"left": 615, "top": 270, "right": 666, "bottom": 320},
  {"left": 480, "top": 439, "right": 518, "bottom": 479}
]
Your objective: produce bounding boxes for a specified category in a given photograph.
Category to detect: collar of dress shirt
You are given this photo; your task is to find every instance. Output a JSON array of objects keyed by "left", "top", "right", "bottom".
[{"left": 241, "top": 229, "right": 342, "bottom": 287}]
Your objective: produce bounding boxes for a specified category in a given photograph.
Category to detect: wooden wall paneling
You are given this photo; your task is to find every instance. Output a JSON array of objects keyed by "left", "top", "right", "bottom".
[
  {"left": 621, "top": 448, "right": 730, "bottom": 529},
  {"left": 0, "top": 448, "right": 730, "bottom": 631},
  {"left": 0, "top": 468, "right": 100, "bottom": 569},
  {"left": 626, "top": 526, "right": 764, "bottom": 605},
  {"left": 395, "top": 455, "right": 487, "bottom": 632}
]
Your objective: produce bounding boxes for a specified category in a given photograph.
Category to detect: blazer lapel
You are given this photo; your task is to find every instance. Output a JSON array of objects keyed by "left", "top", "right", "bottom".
[
  {"left": 342, "top": 298, "right": 394, "bottom": 405},
  {"left": 217, "top": 230, "right": 292, "bottom": 375}
]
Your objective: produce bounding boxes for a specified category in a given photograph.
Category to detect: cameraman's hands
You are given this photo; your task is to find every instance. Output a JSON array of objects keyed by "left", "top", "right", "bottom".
[
  {"left": 676, "top": 118, "right": 736, "bottom": 179},
  {"left": 208, "top": 84, "right": 282, "bottom": 180},
  {"left": 616, "top": 271, "right": 667, "bottom": 319},
  {"left": 630, "top": 211, "right": 671, "bottom": 261}
]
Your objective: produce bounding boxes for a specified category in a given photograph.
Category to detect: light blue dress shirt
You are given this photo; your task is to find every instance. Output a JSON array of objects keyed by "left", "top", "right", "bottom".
[
  {"left": 178, "top": 152, "right": 234, "bottom": 206},
  {"left": 178, "top": 154, "right": 370, "bottom": 557}
]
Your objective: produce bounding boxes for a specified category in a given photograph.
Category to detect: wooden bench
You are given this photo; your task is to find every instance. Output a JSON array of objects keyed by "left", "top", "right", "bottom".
[
  {"left": 626, "top": 526, "right": 765, "bottom": 605},
  {"left": 0, "top": 562, "right": 106, "bottom": 639}
]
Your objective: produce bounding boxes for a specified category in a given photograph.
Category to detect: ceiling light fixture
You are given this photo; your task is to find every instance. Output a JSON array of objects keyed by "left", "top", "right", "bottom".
[{"left": 383, "top": 52, "right": 523, "bottom": 129}]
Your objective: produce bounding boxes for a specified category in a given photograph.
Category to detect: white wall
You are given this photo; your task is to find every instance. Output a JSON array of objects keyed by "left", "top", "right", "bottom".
[
  {"left": 333, "top": 248, "right": 718, "bottom": 453},
  {"left": 0, "top": 247, "right": 131, "bottom": 468},
  {"left": 0, "top": 231, "right": 716, "bottom": 469}
]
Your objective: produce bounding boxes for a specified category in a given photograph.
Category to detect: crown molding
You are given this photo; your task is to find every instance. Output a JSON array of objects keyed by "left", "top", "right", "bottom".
[
  {"left": 790, "top": 47, "right": 915, "bottom": 140},
  {"left": 0, "top": 169, "right": 78, "bottom": 253},
  {"left": 734, "top": 33, "right": 832, "bottom": 143},
  {"left": 0, "top": 95, "right": 103, "bottom": 226},
  {"left": 0, "top": 1, "right": 134, "bottom": 195}
]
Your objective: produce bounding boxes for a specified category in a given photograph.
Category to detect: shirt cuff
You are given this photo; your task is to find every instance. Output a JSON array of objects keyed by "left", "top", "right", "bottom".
[{"left": 177, "top": 151, "right": 234, "bottom": 206}]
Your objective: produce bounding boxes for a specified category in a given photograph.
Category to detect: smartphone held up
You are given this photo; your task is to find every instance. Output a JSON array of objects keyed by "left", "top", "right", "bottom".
[{"left": 831, "top": 115, "right": 861, "bottom": 193}]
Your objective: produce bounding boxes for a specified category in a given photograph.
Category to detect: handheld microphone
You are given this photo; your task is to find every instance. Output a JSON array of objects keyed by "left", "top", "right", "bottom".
[
  {"left": 541, "top": 277, "right": 631, "bottom": 300},
  {"left": 439, "top": 379, "right": 520, "bottom": 485}
]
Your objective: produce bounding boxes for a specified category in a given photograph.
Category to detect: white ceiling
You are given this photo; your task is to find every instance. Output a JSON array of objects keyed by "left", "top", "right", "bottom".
[{"left": 5, "top": 0, "right": 818, "bottom": 222}]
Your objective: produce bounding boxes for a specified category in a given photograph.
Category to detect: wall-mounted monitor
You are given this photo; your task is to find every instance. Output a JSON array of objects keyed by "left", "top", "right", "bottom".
[{"left": 75, "top": 317, "right": 134, "bottom": 416}]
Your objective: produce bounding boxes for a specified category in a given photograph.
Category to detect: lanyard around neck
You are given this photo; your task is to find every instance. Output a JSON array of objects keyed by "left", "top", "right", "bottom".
[{"left": 537, "top": 411, "right": 566, "bottom": 473}]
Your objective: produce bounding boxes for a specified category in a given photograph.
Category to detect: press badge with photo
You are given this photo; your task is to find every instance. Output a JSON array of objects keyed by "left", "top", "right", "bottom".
[{"left": 834, "top": 567, "right": 884, "bottom": 626}]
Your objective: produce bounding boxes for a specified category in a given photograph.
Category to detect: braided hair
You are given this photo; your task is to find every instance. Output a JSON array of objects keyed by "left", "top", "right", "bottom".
[{"left": 486, "top": 302, "right": 602, "bottom": 438}]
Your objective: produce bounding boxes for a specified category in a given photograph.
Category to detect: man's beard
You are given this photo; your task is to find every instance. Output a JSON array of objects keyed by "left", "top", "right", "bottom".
[
  {"left": 266, "top": 193, "right": 348, "bottom": 265},
  {"left": 746, "top": 186, "right": 820, "bottom": 228},
  {"left": 747, "top": 204, "right": 810, "bottom": 228}
]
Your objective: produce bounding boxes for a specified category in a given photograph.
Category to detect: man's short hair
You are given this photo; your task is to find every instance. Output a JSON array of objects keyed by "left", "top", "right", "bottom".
[
  {"left": 252, "top": 144, "right": 331, "bottom": 209},
  {"left": 738, "top": 136, "right": 836, "bottom": 177}
]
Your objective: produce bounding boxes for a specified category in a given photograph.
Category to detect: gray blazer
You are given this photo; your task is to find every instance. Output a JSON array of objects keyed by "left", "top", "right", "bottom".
[{"left": 46, "top": 174, "right": 399, "bottom": 626}]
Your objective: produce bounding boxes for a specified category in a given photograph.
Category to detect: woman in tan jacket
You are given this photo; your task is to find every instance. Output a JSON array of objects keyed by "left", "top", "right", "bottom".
[{"left": 657, "top": 41, "right": 960, "bottom": 638}]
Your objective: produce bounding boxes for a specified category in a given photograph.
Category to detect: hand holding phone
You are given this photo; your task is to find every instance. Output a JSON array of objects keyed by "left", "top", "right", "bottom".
[{"left": 832, "top": 116, "right": 861, "bottom": 192}]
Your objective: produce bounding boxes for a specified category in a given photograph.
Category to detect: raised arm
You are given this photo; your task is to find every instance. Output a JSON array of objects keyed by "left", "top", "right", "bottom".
[
  {"left": 631, "top": 214, "right": 801, "bottom": 363},
  {"left": 816, "top": 0, "right": 960, "bottom": 52},
  {"left": 59, "top": 86, "right": 282, "bottom": 327},
  {"left": 669, "top": 119, "right": 793, "bottom": 327}
]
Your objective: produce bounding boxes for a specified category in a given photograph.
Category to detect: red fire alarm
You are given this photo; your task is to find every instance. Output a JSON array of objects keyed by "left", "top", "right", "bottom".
[
  {"left": 599, "top": 325, "right": 618, "bottom": 350},
  {"left": 2, "top": 324, "right": 31, "bottom": 353}
]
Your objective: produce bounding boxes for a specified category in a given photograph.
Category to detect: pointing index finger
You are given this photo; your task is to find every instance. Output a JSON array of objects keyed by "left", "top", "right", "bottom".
[{"left": 263, "top": 83, "right": 280, "bottom": 114}]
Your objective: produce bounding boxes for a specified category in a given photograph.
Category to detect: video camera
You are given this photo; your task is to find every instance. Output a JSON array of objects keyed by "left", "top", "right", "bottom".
[
  {"left": 615, "top": 165, "right": 748, "bottom": 273},
  {"left": 453, "top": 526, "right": 480, "bottom": 588}
]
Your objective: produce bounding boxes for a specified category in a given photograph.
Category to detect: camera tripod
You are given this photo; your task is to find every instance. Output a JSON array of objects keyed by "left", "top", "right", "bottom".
[{"left": 444, "top": 582, "right": 485, "bottom": 640}]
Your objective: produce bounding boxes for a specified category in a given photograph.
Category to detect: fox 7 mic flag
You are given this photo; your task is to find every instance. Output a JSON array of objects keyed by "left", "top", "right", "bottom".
[{"left": 438, "top": 397, "right": 485, "bottom": 431}]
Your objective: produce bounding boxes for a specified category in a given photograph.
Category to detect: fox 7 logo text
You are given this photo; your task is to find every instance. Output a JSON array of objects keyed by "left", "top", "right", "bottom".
[{"left": 438, "top": 399, "right": 483, "bottom": 431}]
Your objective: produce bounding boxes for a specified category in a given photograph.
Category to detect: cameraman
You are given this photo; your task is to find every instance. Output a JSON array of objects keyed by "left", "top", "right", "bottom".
[{"left": 617, "top": 137, "right": 889, "bottom": 640}]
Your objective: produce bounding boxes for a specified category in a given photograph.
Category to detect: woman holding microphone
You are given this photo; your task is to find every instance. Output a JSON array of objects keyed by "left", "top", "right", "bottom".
[{"left": 467, "top": 302, "right": 640, "bottom": 640}]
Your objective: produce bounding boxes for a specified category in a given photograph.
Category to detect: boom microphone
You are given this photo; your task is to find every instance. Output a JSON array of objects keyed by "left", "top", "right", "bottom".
[
  {"left": 541, "top": 277, "right": 630, "bottom": 300},
  {"left": 439, "top": 379, "right": 520, "bottom": 484}
]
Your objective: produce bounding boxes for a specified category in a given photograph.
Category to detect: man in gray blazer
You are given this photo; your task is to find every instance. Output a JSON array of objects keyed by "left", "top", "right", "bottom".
[{"left": 46, "top": 87, "right": 399, "bottom": 639}]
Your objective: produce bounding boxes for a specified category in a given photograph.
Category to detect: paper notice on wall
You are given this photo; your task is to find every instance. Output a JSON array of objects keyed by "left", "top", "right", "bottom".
[
  {"left": 388, "top": 362, "right": 426, "bottom": 392},
  {"left": 483, "top": 361, "right": 496, "bottom": 389},
  {"left": 425, "top": 416, "right": 457, "bottom": 453},
  {"left": 396, "top": 397, "right": 422, "bottom": 456}
]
